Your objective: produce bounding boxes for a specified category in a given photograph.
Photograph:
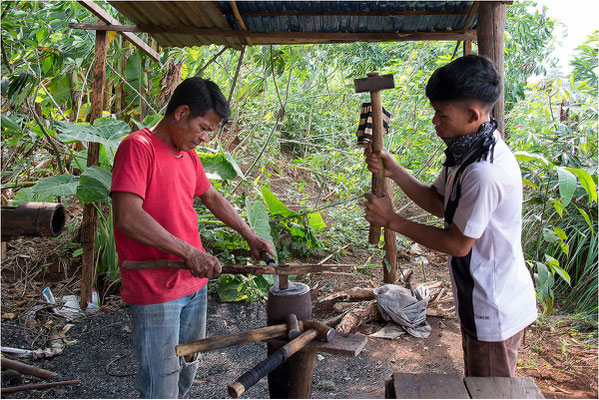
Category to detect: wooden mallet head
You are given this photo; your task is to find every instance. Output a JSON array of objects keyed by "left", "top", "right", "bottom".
[
  {"left": 286, "top": 314, "right": 301, "bottom": 339},
  {"left": 354, "top": 73, "right": 395, "bottom": 94},
  {"left": 304, "top": 320, "right": 336, "bottom": 342}
]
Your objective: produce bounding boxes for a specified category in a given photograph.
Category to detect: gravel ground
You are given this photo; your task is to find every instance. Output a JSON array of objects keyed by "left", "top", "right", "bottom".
[{"left": 1, "top": 292, "right": 411, "bottom": 399}]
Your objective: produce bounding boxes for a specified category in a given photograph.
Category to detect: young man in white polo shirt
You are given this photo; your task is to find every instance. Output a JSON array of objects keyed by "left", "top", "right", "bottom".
[{"left": 364, "top": 55, "right": 537, "bottom": 377}]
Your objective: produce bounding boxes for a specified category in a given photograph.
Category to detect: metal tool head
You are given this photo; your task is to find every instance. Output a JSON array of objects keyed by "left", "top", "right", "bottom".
[{"left": 354, "top": 73, "right": 395, "bottom": 93}]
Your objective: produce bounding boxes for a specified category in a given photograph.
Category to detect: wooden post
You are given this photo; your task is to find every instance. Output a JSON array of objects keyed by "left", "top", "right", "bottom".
[
  {"left": 477, "top": 1, "right": 506, "bottom": 137},
  {"left": 80, "top": 19, "right": 108, "bottom": 309},
  {"left": 463, "top": 40, "right": 472, "bottom": 56},
  {"left": 383, "top": 179, "right": 397, "bottom": 284}
]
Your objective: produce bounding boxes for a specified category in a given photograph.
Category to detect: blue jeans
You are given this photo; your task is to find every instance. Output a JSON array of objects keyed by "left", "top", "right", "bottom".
[{"left": 129, "top": 287, "right": 207, "bottom": 398}]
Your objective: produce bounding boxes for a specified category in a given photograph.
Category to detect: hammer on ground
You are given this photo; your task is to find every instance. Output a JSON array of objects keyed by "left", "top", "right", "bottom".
[
  {"left": 354, "top": 73, "right": 395, "bottom": 245},
  {"left": 175, "top": 314, "right": 303, "bottom": 356},
  {"left": 227, "top": 320, "right": 335, "bottom": 398}
]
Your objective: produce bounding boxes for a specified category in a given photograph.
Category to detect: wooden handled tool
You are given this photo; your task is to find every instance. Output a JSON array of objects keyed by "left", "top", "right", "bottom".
[
  {"left": 227, "top": 320, "right": 335, "bottom": 398},
  {"left": 354, "top": 73, "right": 395, "bottom": 245},
  {"left": 121, "top": 260, "right": 353, "bottom": 275},
  {"left": 175, "top": 316, "right": 304, "bottom": 356}
]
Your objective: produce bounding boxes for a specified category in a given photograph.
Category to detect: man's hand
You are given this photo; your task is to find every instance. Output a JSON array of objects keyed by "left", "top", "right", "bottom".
[
  {"left": 246, "top": 234, "right": 274, "bottom": 262},
  {"left": 364, "top": 144, "right": 399, "bottom": 177},
  {"left": 364, "top": 193, "right": 399, "bottom": 229},
  {"left": 184, "top": 248, "right": 222, "bottom": 278}
]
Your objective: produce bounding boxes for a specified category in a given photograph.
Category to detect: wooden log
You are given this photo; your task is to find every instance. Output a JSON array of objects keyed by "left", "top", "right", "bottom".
[
  {"left": 1, "top": 379, "right": 80, "bottom": 394},
  {"left": 317, "top": 287, "right": 375, "bottom": 304},
  {"left": 336, "top": 300, "right": 381, "bottom": 334},
  {"left": 477, "top": 1, "right": 506, "bottom": 136},
  {"left": 80, "top": 17, "right": 108, "bottom": 310},
  {"left": 1, "top": 203, "right": 66, "bottom": 241},
  {"left": 0, "top": 357, "right": 57, "bottom": 379}
]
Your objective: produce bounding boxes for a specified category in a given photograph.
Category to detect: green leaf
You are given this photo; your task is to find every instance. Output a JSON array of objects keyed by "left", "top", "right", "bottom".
[
  {"left": 224, "top": 151, "right": 246, "bottom": 181},
  {"left": 544, "top": 255, "right": 571, "bottom": 285},
  {"left": 31, "top": 175, "right": 78, "bottom": 197},
  {"left": 542, "top": 228, "right": 560, "bottom": 243},
  {"left": 307, "top": 212, "right": 327, "bottom": 231},
  {"left": 551, "top": 199, "right": 564, "bottom": 218},
  {"left": 577, "top": 207, "right": 594, "bottom": 233},
  {"left": 55, "top": 118, "right": 129, "bottom": 147},
  {"left": 1, "top": 114, "right": 24, "bottom": 133},
  {"left": 565, "top": 167, "right": 597, "bottom": 203},
  {"left": 260, "top": 186, "right": 296, "bottom": 217},
  {"left": 198, "top": 152, "right": 238, "bottom": 181},
  {"left": 76, "top": 166, "right": 112, "bottom": 203},
  {"left": 245, "top": 198, "right": 277, "bottom": 262},
  {"left": 556, "top": 167, "right": 576, "bottom": 207},
  {"left": 217, "top": 275, "right": 244, "bottom": 302},
  {"left": 514, "top": 151, "right": 551, "bottom": 168},
  {"left": 552, "top": 226, "right": 568, "bottom": 242},
  {"left": 11, "top": 187, "right": 54, "bottom": 205}
]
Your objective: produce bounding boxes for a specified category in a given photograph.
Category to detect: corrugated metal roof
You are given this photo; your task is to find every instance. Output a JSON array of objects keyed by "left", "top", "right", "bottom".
[{"left": 107, "top": 1, "right": 478, "bottom": 50}]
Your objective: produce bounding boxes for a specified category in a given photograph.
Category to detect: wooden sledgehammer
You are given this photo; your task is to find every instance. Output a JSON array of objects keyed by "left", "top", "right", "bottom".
[
  {"left": 354, "top": 73, "right": 395, "bottom": 245},
  {"left": 176, "top": 315, "right": 304, "bottom": 356},
  {"left": 227, "top": 320, "right": 335, "bottom": 398}
]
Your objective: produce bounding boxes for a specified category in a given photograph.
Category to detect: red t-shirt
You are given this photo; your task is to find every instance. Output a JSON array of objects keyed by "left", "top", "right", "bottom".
[{"left": 109, "top": 128, "right": 211, "bottom": 305}]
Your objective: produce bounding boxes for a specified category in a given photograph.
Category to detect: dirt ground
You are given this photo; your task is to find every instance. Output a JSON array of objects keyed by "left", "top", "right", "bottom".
[{"left": 1, "top": 235, "right": 597, "bottom": 399}]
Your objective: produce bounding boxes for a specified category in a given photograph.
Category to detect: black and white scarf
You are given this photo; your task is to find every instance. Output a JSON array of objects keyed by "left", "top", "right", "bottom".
[{"left": 442, "top": 118, "right": 498, "bottom": 167}]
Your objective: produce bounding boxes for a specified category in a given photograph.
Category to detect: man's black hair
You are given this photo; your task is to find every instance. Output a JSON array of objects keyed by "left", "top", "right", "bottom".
[
  {"left": 165, "top": 77, "right": 231, "bottom": 121},
  {"left": 425, "top": 55, "right": 500, "bottom": 109}
]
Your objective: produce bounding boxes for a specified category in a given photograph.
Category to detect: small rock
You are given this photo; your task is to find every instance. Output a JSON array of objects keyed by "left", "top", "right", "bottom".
[
  {"left": 439, "top": 322, "right": 447, "bottom": 329},
  {"left": 314, "top": 380, "right": 337, "bottom": 391}
]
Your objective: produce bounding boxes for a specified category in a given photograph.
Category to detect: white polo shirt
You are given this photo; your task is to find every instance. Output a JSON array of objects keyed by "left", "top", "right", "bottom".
[{"left": 433, "top": 131, "right": 538, "bottom": 341}]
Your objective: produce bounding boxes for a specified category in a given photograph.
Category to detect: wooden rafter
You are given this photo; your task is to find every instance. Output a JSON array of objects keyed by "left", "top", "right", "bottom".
[
  {"left": 69, "top": 23, "right": 477, "bottom": 44},
  {"left": 77, "top": 0, "right": 160, "bottom": 62},
  {"left": 220, "top": 9, "right": 472, "bottom": 16},
  {"left": 229, "top": 1, "right": 253, "bottom": 46}
]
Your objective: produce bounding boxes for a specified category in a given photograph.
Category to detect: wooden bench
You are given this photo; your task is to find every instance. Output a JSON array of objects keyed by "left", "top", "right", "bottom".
[{"left": 385, "top": 373, "right": 544, "bottom": 399}]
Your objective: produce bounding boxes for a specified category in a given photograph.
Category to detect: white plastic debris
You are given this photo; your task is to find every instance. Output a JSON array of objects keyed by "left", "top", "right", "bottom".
[{"left": 372, "top": 284, "right": 432, "bottom": 338}]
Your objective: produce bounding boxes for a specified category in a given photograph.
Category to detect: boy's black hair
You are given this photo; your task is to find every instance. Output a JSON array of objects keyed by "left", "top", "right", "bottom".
[
  {"left": 165, "top": 77, "right": 231, "bottom": 121},
  {"left": 425, "top": 55, "right": 500, "bottom": 109}
]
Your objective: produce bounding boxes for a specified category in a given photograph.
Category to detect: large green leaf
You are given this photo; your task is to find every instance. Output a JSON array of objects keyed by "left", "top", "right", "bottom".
[
  {"left": 55, "top": 118, "right": 129, "bottom": 147},
  {"left": 565, "top": 167, "right": 597, "bottom": 203},
  {"left": 260, "top": 186, "right": 296, "bottom": 217},
  {"left": 76, "top": 166, "right": 112, "bottom": 204},
  {"left": 556, "top": 167, "right": 576, "bottom": 207},
  {"left": 11, "top": 187, "right": 54, "bottom": 205},
  {"left": 307, "top": 211, "right": 327, "bottom": 231},
  {"left": 31, "top": 174, "right": 78, "bottom": 197},
  {"left": 199, "top": 152, "right": 239, "bottom": 181},
  {"left": 245, "top": 197, "right": 277, "bottom": 263}
]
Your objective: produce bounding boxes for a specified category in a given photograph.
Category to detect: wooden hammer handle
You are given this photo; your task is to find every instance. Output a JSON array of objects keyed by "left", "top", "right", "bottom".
[
  {"left": 176, "top": 321, "right": 304, "bottom": 356},
  {"left": 368, "top": 89, "right": 385, "bottom": 245},
  {"left": 227, "top": 329, "right": 318, "bottom": 398}
]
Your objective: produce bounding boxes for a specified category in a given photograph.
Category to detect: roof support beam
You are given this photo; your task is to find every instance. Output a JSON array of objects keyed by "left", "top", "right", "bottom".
[
  {"left": 77, "top": 0, "right": 161, "bottom": 62},
  {"left": 68, "top": 23, "right": 477, "bottom": 44}
]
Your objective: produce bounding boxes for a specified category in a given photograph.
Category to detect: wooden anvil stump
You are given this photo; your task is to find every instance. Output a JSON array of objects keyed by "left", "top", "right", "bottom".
[
  {"left": 266, "top": 333, "right": 367, "bottom": 399},
  {"left": 265, "top": 282, "right": 367, "bottom": 398}
]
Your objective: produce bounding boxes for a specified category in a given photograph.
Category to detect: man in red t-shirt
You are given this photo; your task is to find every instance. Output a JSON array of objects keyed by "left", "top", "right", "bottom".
[{"left": 110, "top": 78, "right": 273, "bottom": 398}]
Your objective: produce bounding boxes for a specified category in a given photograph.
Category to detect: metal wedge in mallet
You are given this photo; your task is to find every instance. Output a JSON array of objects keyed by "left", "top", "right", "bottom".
[{"left": 354, "top": 73, "right": 395, "bottom": 245}]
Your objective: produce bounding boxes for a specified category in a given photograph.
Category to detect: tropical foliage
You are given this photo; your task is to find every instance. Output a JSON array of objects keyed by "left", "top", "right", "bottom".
[{"left": 1, "top": 1, "right": 597, "bottom": 318}]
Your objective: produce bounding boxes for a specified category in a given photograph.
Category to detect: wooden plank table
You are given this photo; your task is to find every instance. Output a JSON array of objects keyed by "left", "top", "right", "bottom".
[{"left": 386, "top": 373, "right": 544, "bottom": 399}]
